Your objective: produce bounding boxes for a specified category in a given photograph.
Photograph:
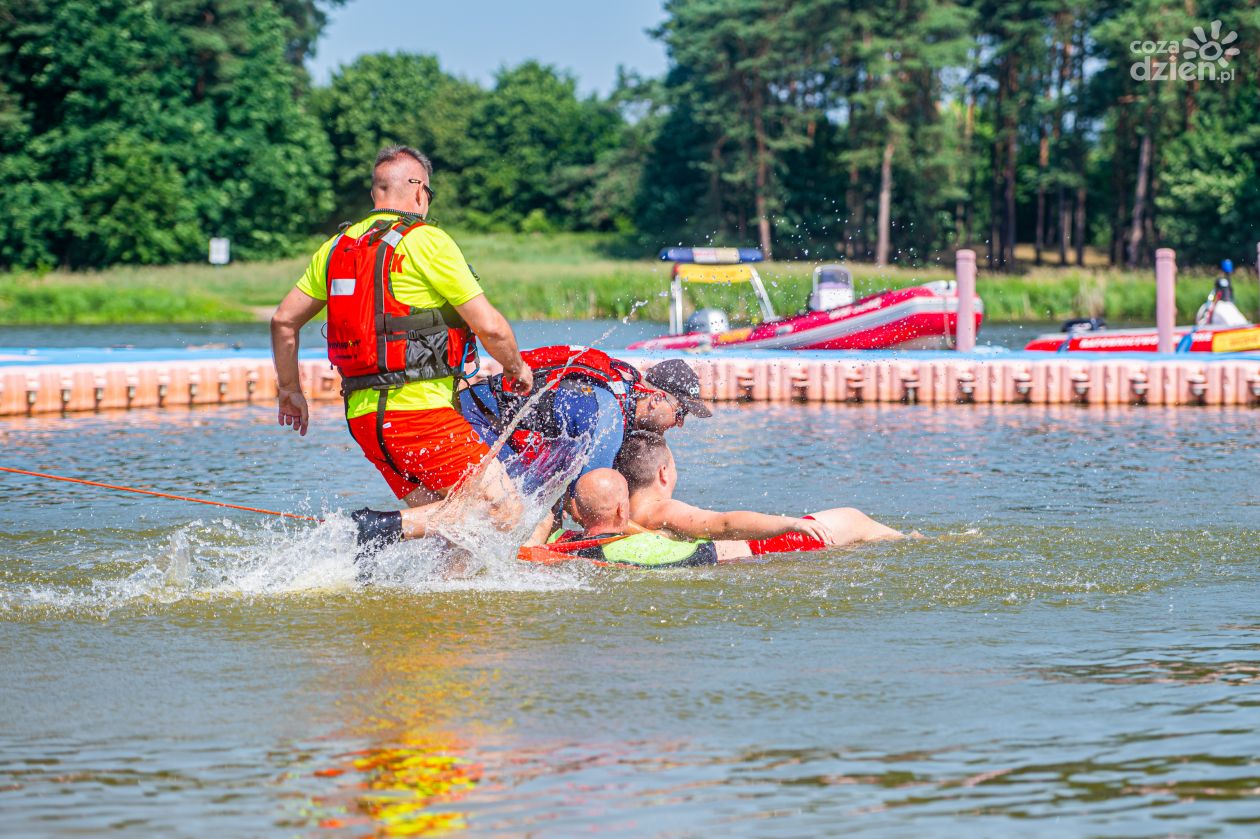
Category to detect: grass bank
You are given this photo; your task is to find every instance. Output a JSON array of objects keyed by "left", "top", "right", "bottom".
[{"left": 1, "top": 232, "right": 1254, "bottom": 326}]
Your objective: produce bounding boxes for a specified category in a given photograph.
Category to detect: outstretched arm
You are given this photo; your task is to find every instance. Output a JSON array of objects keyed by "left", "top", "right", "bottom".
[
  {"left": 643, "top": 498, "right": 836, "bottom": 544},
  {"left": 270, "top": 287, "right": 326, "bottom": 436},
  {"left": 454, "top": 294, "right": 531, "bottom": 393}
]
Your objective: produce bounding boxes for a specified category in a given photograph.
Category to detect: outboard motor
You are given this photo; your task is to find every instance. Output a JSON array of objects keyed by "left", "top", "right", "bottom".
[
  {"left": 1196, "top": 259, "right": 1250, "bottom": 327},
  {"left": 809, "top": 265, "right": 855, "bottom": 311},
  {"left": 1061, "top": 317, "right": 1106, "bottom": 334},
  {"left": 685, "top": 308, "right": 730, "bottom": 335}
]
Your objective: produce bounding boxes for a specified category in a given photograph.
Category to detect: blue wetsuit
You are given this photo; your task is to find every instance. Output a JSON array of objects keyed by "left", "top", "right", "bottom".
[{"left": 459, "top": 379, "right": 626, "bottom": 491}]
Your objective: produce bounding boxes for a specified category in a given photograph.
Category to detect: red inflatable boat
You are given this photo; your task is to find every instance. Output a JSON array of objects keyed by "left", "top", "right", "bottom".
[
  {"left": 1025, "top": 272, "right": 1260, "bottom": 354},
  {"left": 1024, "top": 323, "right": 1260, "bottom": 353},
  {"left": 627, "top": 249, "right": 984, "bottom": 352}
]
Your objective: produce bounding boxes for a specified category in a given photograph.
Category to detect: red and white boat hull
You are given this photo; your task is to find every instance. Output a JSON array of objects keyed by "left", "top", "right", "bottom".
[
  {"left": 1025, "top": 324, "right": 1260, "bottom": 353},
  {"left": 628, "top": 283, "right": 984, "bottom": 352}
]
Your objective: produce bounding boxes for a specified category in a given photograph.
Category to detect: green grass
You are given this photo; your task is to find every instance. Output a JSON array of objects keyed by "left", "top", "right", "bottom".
[
  {"left": 0, "top": 259, "right": 306, "bottom": 324},
  {"left": 1, "top": 231, "right": 1254, "bottom": 325}
]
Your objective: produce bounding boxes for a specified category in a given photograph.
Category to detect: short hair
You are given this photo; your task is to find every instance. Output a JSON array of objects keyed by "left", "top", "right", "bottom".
[
  {"left": 613, "top": 431, "right": 671, "bottom": 493},
  {"left": 374, "top": 144, "right": 432, "bottom": 175},
  {"left": 372, "top": 145, "right": 432, "bottom": 194}
]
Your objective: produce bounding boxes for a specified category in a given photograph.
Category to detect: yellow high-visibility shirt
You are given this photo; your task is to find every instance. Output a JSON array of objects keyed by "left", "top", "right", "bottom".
[{"left": 296, "top": 212, "right": 484, "bottom": 419}]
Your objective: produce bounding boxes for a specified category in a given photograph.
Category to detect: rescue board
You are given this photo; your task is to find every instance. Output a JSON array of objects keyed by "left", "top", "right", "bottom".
[
  {"left": 516, "top": 534, "right": 626, "bottom": 567},
  {"left": 517, "top": 545, "right": 611, "bottom": 566}
]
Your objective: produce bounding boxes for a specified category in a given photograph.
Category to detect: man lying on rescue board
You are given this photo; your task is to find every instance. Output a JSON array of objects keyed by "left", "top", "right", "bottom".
[
  {"left": 611, "top": 431, "right": 903, "bottom": 555},
  {"left": 539, "top": 469, "right": 743, "bottom": 566},
  {"left": 543, "top": 464, "right": 902, "bottom": 567}
]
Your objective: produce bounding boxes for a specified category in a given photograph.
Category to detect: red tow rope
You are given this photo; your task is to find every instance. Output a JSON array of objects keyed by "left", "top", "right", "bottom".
[{"left": 0, "top": 465, "right": 324, "bottom": 523}]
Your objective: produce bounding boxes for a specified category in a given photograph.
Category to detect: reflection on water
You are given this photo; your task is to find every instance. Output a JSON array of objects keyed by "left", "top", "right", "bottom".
[
  {"left": 1, "top": 401, "right": 1259, "bottom": 835},
  {"left": 322, "top": 741, "right": 480, "bottom": 835},
  {"left": 305, "top": 623, "right": 489, "bottom": 837}
]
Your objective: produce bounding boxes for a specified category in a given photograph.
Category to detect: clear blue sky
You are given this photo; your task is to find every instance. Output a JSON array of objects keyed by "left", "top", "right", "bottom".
[{"left": 307, "top": 0, "right": 669, "bottom": 95}]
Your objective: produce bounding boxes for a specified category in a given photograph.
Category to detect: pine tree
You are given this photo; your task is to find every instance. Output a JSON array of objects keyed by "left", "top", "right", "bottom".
[{"left": 653, "top": 0, "right": 818, "bottom": 257}]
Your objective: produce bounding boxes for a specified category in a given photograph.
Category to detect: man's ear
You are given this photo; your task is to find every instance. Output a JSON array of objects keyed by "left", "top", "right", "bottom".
[{"left": 658, "top": 462, "right": 669, "bottom": 485}]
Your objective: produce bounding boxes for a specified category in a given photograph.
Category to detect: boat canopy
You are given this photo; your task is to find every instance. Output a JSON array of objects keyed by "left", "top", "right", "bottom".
[
  {"left": 667, "top": 262, "right": 774, "bottom": 334},
  {"left": 673, "top": 263, "right": 757, "bottom": 284},
  {"left": 658, "top": 247, "right": 764, "bottom": 264}
]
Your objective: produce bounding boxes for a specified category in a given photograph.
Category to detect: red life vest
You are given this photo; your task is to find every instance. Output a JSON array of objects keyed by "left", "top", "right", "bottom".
[
  {"left": 325, "top": 212, "right": 474, "bottom": 396},
  {"left": 476, "top": 345, "right": 642, "bottom": 457},
  {"left": 516, "top": 345, "right": 640, "bottom": 408}
]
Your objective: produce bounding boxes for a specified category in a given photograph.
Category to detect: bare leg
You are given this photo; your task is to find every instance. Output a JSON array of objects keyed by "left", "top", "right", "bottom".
[
  {"left": 715, "top": 539, "right": 752, "bottom": 562},
  {"left": 400, "top": 485, "right": 442, "bottom": 508},
  {"left": 397, "top": 486, "right": 445, "bottom": 540},
  {"left": 809, "top": 507, "right": 904, "bottom": 546},
  {"left": 474, "top": 458, "right": 524, "bottom": 531},
  {"left": 396, "top": 459, "right": 524, "bottom": 540}
]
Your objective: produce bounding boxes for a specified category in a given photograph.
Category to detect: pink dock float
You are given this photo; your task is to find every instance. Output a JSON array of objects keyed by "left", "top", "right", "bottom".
[
  {"left": 0, "top": 356, "right": 340, "bottom": 416},
  {"left": 628, "top": 354, "right": 1260, "bottom": 407},
  {"left": 3, "top": 352, "right": 1259, "bottom": 416}
]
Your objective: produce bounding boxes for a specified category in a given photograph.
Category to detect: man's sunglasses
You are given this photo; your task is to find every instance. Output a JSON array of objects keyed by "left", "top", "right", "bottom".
[
  {"left": 634, "top": 383, "right": 688, "bottom": 422},
  {"left": 407, "top": 178, "right": 435, "bottom": 203},
  {"left": 657, "top": 390, "right": 688, "bottom": 422}
]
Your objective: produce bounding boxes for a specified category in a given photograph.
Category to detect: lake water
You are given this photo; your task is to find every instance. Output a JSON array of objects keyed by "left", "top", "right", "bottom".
[{"left": 2, "top": 374, "right": 1259, "bottom": 835}]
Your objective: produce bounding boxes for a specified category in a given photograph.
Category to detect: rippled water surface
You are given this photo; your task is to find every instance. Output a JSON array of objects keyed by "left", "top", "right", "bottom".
[{"left": 2, "top": 396, "right": 1259, "bottom": 837}]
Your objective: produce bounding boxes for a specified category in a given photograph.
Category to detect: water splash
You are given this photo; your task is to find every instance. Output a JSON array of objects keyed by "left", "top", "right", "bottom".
[
  {"left": 0, "top": 447, "right": 596, "bottom": 620},
  {"left": 361, "top": 438, "right": 594, "bottom": 591},
  {"left": 620, "top": 298, "right": 651, "bottom": 325},
  {"left": 2, "top": 306, "right": 668, "bottom": 620}
]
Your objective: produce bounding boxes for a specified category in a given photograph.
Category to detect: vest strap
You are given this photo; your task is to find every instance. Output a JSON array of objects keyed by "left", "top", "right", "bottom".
[
  {"left": 373, "top": 389, "right": 427, "bottom": 488},
  {"left": 340, "top": 365, "right": 455, "bottom": 397}
]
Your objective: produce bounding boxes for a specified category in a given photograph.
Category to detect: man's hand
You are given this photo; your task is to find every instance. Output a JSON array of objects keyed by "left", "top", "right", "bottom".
[
  {"left": 503, "top": 361, "right": 533, "bottom": 395},
  {"left": 453, "top": 295, "right": 530, "bottom": 395},
  {"left": 277, "top": 389, "right": 310, "bottom": 436},
  {"left": 270, "top": 287, "right": 324, "bottom": 439},
  {"left": 791, "top": 517, "right": 838, "bottom": 546}
]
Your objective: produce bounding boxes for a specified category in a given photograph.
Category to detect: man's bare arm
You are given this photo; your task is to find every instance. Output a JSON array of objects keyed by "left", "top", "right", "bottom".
[
  {"left": 454, "top": 294, "right": 531, "bottom": 393},
  {"left": 270, "top": 287, "right": 326, "bottom": 436},
  {"left": 641, "top": 498, "right": 835, "bottom": 543}
]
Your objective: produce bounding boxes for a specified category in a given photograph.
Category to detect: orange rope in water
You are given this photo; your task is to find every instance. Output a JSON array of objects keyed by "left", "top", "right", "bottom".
[{"left": 0, "top": 465, "right": 323, "bottom": 522}]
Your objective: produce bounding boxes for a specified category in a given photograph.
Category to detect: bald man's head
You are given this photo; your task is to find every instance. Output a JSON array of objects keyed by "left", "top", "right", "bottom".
[
  {"left": 571, "top": 468, "right": 630, "bottom": 534},
  {"left": 371, "top": 145, "right": 433, "bottom": 211}
]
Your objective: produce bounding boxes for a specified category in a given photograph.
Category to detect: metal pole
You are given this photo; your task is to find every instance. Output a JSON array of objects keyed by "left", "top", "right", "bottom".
[
  {"left": 955, "top": 249, "right": 977, "bottom": 352},
  {"left": 670, "top": 275, "right": 682, "bottom": 335},
  {"left": 1155, "top": 248, "right": 1176, "bottom": 353}
]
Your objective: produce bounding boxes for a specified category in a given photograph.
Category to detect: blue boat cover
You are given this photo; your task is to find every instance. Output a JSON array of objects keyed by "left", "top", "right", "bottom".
[{"left": 657, "top": 247, "right": 764, "bottom": 264}]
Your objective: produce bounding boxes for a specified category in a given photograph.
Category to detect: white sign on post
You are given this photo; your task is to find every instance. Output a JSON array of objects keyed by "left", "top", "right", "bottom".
[{"left": 208, "top": 238, "right": 231, "bottom": 266}]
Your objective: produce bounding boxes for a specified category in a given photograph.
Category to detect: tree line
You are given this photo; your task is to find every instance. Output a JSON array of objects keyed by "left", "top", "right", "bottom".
[{"left": 1, "top": 0, "right": 1257, "bottom": 272}]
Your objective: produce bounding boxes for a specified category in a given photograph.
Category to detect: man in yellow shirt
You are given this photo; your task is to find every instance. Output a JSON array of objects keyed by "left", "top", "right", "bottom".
[{"left": 271, "top": 145, "right": 532, "bottom": 552}]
